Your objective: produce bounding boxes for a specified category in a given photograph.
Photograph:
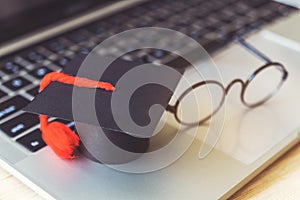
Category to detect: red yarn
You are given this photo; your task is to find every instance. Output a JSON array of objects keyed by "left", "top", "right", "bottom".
[{"left": 39, "top": 72, "right": 115, "bottom": 159}]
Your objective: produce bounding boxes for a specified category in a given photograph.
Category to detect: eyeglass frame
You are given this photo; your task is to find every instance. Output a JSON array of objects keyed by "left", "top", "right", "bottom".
[{"left": 165, "top": 36, "right": 289, "bottom": 126}]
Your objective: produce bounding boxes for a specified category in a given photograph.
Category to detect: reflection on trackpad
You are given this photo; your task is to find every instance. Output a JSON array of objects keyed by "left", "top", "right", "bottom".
[{"left": 215, "top": 105, "right": 294, "bottom": 164}]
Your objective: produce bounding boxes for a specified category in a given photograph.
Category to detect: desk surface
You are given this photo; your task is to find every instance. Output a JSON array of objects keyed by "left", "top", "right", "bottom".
[{"left": 0, "top": 143, "right": 299, "bottom": 200}]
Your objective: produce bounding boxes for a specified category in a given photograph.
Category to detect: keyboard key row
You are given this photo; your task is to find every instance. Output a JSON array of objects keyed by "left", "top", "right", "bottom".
[
  {"left": 0, "top": 96, "right": 29, "bottom": 120},
  {"left": 1, "top": 113, "right": 39, "bottom": 137},
  {"left": 26, "top": 51, "right": 45, "bottom": 63}
]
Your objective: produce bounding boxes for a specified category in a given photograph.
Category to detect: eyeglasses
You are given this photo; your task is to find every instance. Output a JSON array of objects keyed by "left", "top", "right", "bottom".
[{"left": 166, "top": 37, "right": 288, "bottom": 126}]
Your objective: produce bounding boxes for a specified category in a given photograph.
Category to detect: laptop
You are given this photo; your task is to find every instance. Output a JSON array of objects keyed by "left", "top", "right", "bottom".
[{"left": 0, "top": 0, "right": 300, "bottom": 199}]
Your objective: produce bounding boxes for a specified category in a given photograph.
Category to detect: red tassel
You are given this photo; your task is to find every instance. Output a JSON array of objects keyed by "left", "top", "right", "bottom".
[
  {"left": 38, "top": 72, "right": 115, "bottom": 159},
  {"left": 40, "top": 116, "right": 79, "bottom": 159}
]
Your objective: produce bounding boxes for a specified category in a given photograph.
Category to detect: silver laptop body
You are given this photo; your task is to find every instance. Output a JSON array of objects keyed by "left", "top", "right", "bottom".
[{"left": 0, "top": 0, "right": 300, "bottom": 199}]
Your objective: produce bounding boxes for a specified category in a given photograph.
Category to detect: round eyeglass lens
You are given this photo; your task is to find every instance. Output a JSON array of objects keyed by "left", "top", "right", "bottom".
[
  {"left": 176, "top": 81, "right": 225, "bottom": 125},
  {"left": 243, "top": 63, "right": 286, "bottom": 107}
]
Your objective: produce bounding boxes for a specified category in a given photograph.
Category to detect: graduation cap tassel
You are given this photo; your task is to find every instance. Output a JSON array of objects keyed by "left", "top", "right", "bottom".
[{"left": 39, "top": 72, "right": 115, "bottom": 159}]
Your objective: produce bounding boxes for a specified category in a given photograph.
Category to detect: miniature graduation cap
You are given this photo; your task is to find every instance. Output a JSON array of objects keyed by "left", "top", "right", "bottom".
[{"left": 24, "top": 53, "right": 184, "bottom": 163}]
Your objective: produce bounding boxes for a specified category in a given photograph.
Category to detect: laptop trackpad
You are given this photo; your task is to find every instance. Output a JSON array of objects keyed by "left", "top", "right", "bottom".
[
  {"left": 265, "top": 12, "right": 300, "bottom": 49},
  {"left": 204, "top": 32, "right": 300, "bottom": 164}
]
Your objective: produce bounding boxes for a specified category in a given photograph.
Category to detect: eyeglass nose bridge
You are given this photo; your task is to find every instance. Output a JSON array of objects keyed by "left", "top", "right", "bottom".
[{"left": 224, "top": 78, "right": 246, "bottom": 95}]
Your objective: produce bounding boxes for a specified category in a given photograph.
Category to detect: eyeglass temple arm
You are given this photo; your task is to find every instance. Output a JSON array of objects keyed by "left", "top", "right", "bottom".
[{"left": 234, "top": 36, "right": 272, "bottom": 63}]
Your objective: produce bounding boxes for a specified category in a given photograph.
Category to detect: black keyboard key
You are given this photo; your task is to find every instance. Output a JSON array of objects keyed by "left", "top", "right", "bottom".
[
  {"left": 1, "top": 62, "right": 23, "bottom": 75},
  {"left": 68, "top": 33, "right": 87, "bottom": 44},
  {"left": 1, "top": 113, "right": 39, "bottom": 137},
  {"left": 29, "top": 66, "right": 52, "bottom": 79},
  {"left": 0, "top": 96, "right": 29, "bottom": 120},
  {"left": 188, "top": 31, "right": 201, "bottom": 40},
  {"left": 55, "top": 57, "right": 69, "bottom": 67},
  {"left": 48, "top": 42, "right": 66, "bottom": 53},
  {"left": 26, "top": 51, "right": 45, "bottom": 63},
  {"left": 245, "top": 0, "right": 269, "bottom": 8},
  {"left": 3, "top": 77, "right": 31, "bottom": 91},
  {"left": 0, "top": 90, "right": 6, "bottom": 99},
  {"left": 27, "top": 86, "right": 39, "bottom": 97},
  {"left": 36, "top": 47, "right": 54, "bottom": 58},
  {"left": 17, "top": 129, "right": 46, "bottom": 152},
  {"left": 204, "top": 40, "right": 226, "bottom": 53},
  {"left": 88, "top": 25, "right": 109, "bottom": 38},
  {"left": 79, "top": 48, "right": 91, "bottom": 55},
  {"left": 151, "top": 49, "right": 167, "bottom": 59}
]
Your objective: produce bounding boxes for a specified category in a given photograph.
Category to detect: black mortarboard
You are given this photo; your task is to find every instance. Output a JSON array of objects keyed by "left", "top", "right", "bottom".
[{"left": 24, "top": 53, "right": 184, "bottom": 163}]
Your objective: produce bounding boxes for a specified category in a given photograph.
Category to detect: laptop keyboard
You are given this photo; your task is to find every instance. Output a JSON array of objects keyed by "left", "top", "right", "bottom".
[{"left": 0, "top": 0, "right": 297, "bottom": 153}]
